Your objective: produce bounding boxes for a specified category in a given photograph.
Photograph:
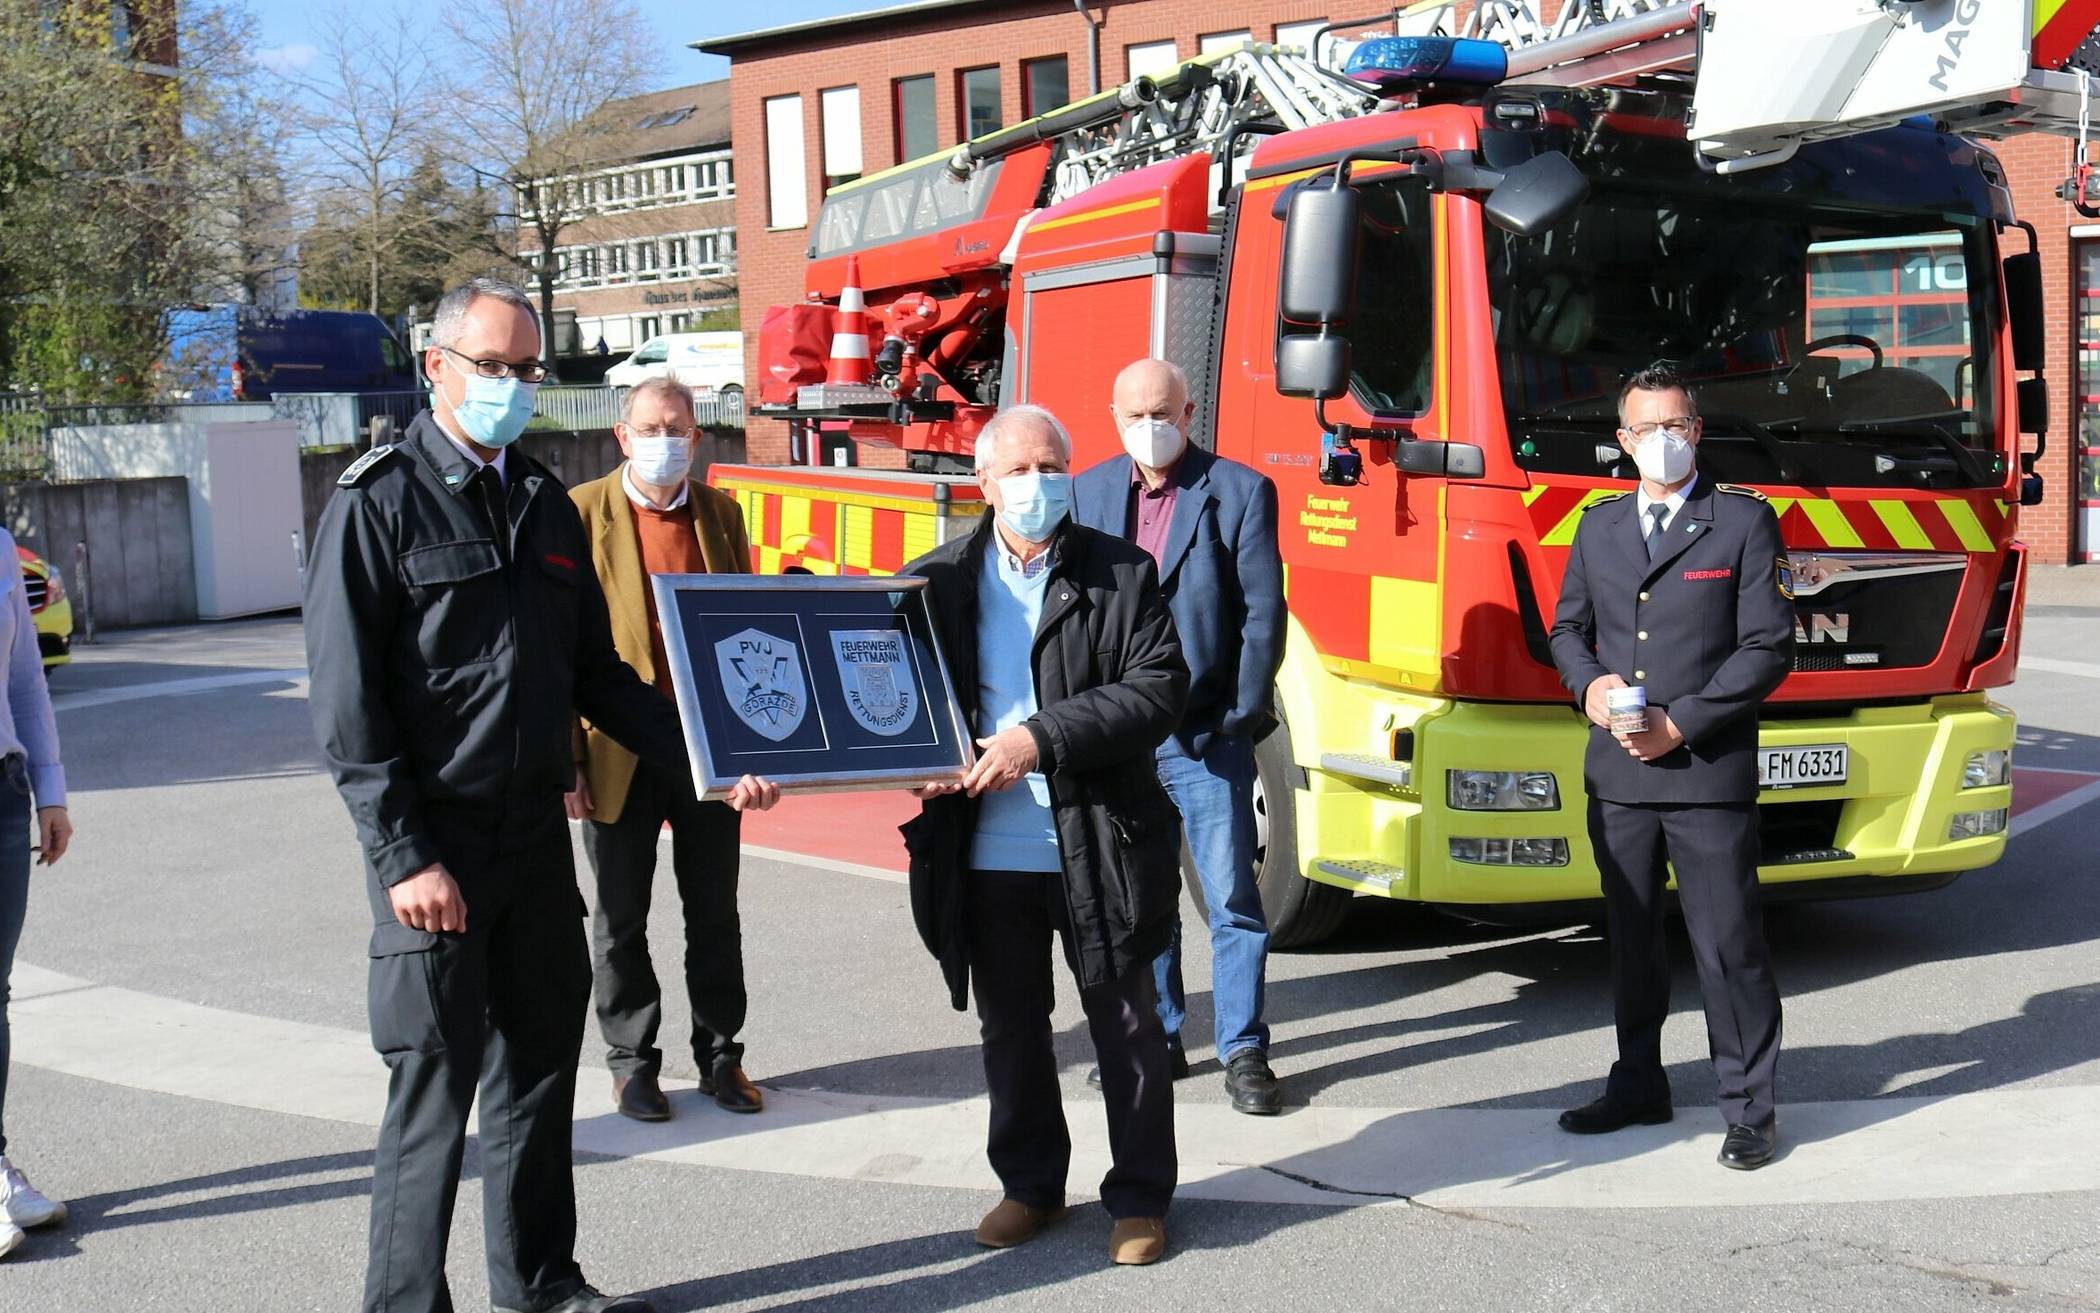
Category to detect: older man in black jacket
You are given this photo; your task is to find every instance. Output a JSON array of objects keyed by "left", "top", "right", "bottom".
[{"left": 902, "top": 403, "right": 1189, "bottom": 1267}]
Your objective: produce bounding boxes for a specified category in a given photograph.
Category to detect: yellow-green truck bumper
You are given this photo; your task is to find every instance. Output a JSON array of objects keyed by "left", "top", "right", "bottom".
[{"left": 1296, "top": 693, "right": 2015, "bottom": 905}]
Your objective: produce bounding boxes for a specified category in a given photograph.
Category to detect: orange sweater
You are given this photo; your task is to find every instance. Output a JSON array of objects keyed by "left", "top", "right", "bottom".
[{"left": 633, "top": 499, "right": 710, "bottom": 695}]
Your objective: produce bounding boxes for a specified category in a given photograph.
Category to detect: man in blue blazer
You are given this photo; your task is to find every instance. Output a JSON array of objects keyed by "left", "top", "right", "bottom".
[{"left": 1073, "top": 358, "right": 1289, "bottom": 1115}]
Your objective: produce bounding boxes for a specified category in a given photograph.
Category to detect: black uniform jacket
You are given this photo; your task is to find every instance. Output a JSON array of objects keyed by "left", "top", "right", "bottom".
[
  {"left": 306, "top": 413, "right": 687, "bottom": 898},
  {"left": 900, "top": 514, "right": 1191, "bottom": 1011},
  {"left": 1548, "top": 476, "right": 1795, "bottom": 805}
]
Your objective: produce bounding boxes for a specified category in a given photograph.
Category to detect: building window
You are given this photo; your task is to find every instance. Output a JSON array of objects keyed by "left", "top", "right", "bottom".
[
  {"left": 1199, "top": 30, "right": 1252, "bottom": 56},
  {"left": 764, "top": 93, "right": 808, "bottom": 229},
  {"left": 894, "top": 75, "right": 936, "bottom": 163},
  {"left": 821, "top": 85, "right": 863, "bottom": 190},
  {"left": 2080, "top": 240, "right": 2100, "bottom": 562},
  {"left": 1022, "top": 56, "right": 1069, "bottom": 117},
  {"left": 1275, "top": 18, "right": 1331, "bottom": 62},
  {"left": 1125, "top": 40, "right": 1179, "bottom": 82},
  {"left": 958, "top": 66, "right": 1001, "bottom": 141},
  {"left": 639, "top": 316, "right": 661, "bottom": 340},
  {"left": 668, "top": 236, "right": 689, "bottom": 271}
]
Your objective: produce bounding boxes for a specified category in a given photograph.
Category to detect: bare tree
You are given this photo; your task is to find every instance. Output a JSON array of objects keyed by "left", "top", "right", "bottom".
[
  {"left": 286, "top": 9, "right": 446, "bottom": 317},
  {"left": 442, "top": 0, "right": 664, "bottom": 377}
]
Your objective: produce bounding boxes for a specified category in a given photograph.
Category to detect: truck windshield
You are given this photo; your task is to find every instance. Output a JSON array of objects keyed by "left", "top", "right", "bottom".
[{"left": 1486, "top": 127, "right": 2005, "bottom": 490}]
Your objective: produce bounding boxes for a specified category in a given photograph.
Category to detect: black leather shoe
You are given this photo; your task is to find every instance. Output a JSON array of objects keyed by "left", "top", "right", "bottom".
[
  {"left": 699, "top": 1059, "right": 764, "bottom": 1114},
  {"left": 493, "top": 1283, "right": 655, "bottom": 1313},
  {"left": 1087, "top": 1037, "right": 1189, "bottom": 1090},
  {"left": 1557, "top": 1095, "right": 1673, "bottom": 1135},
  {"left": 1718, "top": 1122, "right": 1777, "bottom": 1170},
  {"left": 1224, "top": 1049, "right": 1283, "bottom": 1115},
  {"left": 612, "top": 1073, "right": 671, "bottom": 1123}
]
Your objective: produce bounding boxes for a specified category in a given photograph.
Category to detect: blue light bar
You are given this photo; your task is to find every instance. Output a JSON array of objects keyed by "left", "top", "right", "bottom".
[{"left": 1344, "top": 36, "right": 1509, "bottom": 91}]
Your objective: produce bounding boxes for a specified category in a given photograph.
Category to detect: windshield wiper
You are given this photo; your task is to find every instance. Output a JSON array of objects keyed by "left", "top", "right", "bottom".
[
  {"left": 1835, "top": 420, "right": 1990, "bottom": 487},
  {"left": 1700, "top": 412, "right": 1803, "bottom": 482}
]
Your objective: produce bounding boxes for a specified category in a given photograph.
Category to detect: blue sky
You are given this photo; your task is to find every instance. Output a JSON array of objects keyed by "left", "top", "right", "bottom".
[{"left": 248, "top": 0, "right": 874, "bottom": 89}]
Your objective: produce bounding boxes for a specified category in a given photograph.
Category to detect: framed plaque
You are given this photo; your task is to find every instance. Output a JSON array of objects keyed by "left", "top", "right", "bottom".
[{"left": 651, "top": 574, "right": 975, "bottom": 801}]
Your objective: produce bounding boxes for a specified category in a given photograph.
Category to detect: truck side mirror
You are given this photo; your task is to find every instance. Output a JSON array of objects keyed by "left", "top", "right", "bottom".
[
  {"left": 2003, "top": 251, "right": 2045, "bottom": 373},
  {"left": 1276, "top": 333, "right": 1352, "bottom": 399},
  {"left": 1483, "top": 151, "right": 1588, "bottom": 238},
  {"left": 1279, "top": 180, "right": 1361, "bottom": 325},
  {"left": 2018, "top": 376, "right": 2048, "bottom": 435}
]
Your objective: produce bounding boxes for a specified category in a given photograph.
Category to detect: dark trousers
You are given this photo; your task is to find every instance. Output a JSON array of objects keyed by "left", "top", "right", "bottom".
[
  {"left": 1588, "top": 798, "right": 1783, "bottom": 1128},
  {"left": 0, "top": 772, "right": 31, "bottom": 1156},
  {"left": 363, "top": 866, "right": 590, "bottom": 1313},
  {"left": 583, "top": 760, "right": 746, "bottom": 1077},
  {"left": 967, "top": 868, "right": 1177, "bottom": 1219}
]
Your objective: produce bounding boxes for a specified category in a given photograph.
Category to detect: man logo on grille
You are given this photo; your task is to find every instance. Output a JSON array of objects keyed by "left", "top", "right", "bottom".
[
  {"left": 714, "top": 628, "right": 807, "bottom": 742},
  {"left": 830, "top": 629, "right": 916, "bottom": 736}
]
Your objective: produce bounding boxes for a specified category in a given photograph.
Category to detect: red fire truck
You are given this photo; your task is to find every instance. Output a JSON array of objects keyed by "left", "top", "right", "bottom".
[{"left": 717, "top": 0, "right": 2100, "bottom": 943}]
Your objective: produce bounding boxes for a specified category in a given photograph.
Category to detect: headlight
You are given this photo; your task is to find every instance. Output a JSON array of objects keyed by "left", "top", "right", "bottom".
[
  {"left": 1948, "top": 809, "right": 2008, "bottom": 840},
  {"left": 1450, "top": 837, "right": 1570, "bottom": 867},
  {"left": 1447, "top": 770, "right": 1560, "bottom": 811},
  {"left": 43, "top": 566, "right": 63, "bottom": 606},
  {"left": 1962, "top": 750, "right": 2009, "bottom": 789}
]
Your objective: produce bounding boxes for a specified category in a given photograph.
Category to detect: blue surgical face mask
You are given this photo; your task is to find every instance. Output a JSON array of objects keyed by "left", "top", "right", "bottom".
[
  {"left": 443, "top": 372, "right": 539, "bottom": 449},
  {"left": 994, "top": 470, "right": 1072, "bottom": 543}
]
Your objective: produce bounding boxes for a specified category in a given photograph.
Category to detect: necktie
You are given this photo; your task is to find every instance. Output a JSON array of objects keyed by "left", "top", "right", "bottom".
[
  {"left": 475, "top": 466, "right": 509, "bottom": 563},
  {"left": 1645, "top": 503, "right": 1670, "bottom": 562}
]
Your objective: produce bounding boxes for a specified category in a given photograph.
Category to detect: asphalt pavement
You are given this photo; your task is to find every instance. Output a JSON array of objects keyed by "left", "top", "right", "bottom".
[{"left": 3, "top": 567, "right": 2097, "bottom": 1311}]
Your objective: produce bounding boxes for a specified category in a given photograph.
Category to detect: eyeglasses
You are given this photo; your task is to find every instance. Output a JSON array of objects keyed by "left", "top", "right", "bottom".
[
  {"left": 624, "top": 427, "right": 695, "bottom": 440},
  {"left": 1622, "top": 417, "right": 1697, "bottom": 440},
  {"left": 441, "top": 346, "right": 549, "bottom": 383}
]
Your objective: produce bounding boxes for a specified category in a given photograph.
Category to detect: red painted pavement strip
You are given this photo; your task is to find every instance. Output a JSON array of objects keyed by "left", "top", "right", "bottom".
[
  {"left": 2012, "top": 765, "right": 2100, "bottom": 815},
  {"left": 735, "top": 768, "right": 2100, "bottom": 874},
  {"left": 739, "top": 789, "right": 917, "bottom": 871}
]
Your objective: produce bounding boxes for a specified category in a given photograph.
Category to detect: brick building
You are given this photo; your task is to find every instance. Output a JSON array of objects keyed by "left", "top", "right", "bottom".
[
  {"left": 701, "top": 0, "right": 2091, "bottom": 565},
  {"left": 515, "top": 81, "right": 739, "bottom": 359}
]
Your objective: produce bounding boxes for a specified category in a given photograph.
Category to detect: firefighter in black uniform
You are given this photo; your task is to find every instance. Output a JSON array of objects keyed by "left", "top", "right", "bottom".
[
  {"left": 1548, "top": 364, "right": 1795, "bottom": 1171},
  {"left": 307, "top": 279, "right": 776, "bottom": 1313}
]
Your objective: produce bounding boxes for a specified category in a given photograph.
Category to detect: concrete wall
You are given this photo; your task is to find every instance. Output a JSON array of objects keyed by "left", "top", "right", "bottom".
[
  {"left": 298, "top": 427, "right": 748, "bottom": 555},
  {"left": 0, "top": 478, "right": 197, "bottom": 628}
]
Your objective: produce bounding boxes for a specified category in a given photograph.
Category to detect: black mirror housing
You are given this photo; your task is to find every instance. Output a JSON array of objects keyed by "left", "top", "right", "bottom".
[
  {"left": 1483, "top": 150, "right": 1588, "bottom": 238},
  {"left": 2003, "top": 251, "right": 2045, "bottom": 373},
  {"left": 1279, "top": 182, "right": 1362, "bottom": 324},
  {"left": 1276, "top": 333, "right": 1352, "bottom": 399},
  {"left": 2018, "top": 375, "right": 2049, "bottom": 434}
]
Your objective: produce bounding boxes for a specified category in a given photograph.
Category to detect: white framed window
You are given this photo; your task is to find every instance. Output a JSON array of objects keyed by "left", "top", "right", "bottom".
[
  {"left": 765, "top": 94, "right": 808, "bottom": 229},
  {"left": 821, "top": 86, "right": 862, "bottom": 188},
  {"left": 1199, "top": 30, "right": 1252, "bottom": 56},
  {"left": 1126, "top": 40, "right": 1178, "bottom": 82}
]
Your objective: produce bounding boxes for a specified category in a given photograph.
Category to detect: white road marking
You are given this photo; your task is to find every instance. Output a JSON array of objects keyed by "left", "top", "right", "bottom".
[
  {"left": 51, "top": 668, "right": 309, "bottom": 713},
  {"left": 2021, "top": 656, "right": 2100, "bottom": 680},
  {"left": 13, "top": 960, "right": 2096, "bottom": 1211}
]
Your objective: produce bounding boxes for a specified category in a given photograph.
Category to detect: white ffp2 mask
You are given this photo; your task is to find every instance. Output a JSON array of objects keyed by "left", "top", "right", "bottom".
[
  {"left": 1120, "top": 418, "right": 1186, "bottom": 470},
  {"left": 1632, "top": 431, "right": 1694, "bottom": 485}
]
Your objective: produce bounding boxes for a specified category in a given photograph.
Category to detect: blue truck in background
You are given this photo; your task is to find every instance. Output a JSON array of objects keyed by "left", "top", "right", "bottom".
[{"left": 163, "top": 306, "right": 418, "bottom": 401}]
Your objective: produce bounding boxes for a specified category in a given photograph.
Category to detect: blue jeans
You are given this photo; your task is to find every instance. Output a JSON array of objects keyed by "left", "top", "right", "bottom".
[
  {"left": 1152, "top": 733, "right": 1270, "bottom": 1060},
  {"left": 0, "top": 763, "right": 33, "bottom": 1155}
]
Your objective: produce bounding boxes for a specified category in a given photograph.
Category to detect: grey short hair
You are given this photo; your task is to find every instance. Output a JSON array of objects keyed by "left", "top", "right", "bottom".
[
  {"left": 620, "top": 375, "right": 696, "bottom": 424},
  {"left": 974, "top": 403, "right": 1073, "bottom": 472},
  {"left": 432, "top": 278, "right": 540, "bottom": 349}
]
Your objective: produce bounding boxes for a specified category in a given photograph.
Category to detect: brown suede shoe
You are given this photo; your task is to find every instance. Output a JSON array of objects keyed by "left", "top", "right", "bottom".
[
  {"left": 613, "top": 1073, "right": 671, "bottom": 1123},
  {"left": 1108, "top": 1217, "right": 1167, "bottom": 1265},
  {"left": 699, "top": 1060, "right": 764, "bottom": 1114},
  {"left": 973, "top": 1198, "right": 1066, "bottom": 1248}
]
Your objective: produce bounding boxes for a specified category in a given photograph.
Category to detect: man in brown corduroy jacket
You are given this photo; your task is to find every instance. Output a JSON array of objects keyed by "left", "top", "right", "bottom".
[{"left": 565, "top": 376, "right": 773, "bottom": 1121}]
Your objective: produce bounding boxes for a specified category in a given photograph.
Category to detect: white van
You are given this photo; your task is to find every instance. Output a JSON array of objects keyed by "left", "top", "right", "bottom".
[{"left": 606, "top": 331, "right": 744, "bottom": 394}]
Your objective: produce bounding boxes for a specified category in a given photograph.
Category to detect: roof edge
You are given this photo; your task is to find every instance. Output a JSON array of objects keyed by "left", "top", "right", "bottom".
[{"left": 695, "top": 0, "right": 1008, "bottom": 55}]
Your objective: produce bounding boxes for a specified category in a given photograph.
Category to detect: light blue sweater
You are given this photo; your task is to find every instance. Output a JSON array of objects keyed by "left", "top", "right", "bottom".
[
  {"left": 0, "top": 529, "right": 64, "bottom": 807},
  {"left": 968, "top": 538, "right": 1059, "bottom": 873}
]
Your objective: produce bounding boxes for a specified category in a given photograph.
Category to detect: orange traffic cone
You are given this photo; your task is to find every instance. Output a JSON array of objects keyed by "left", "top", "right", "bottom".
[{"left": 826, "top": 256, "right": 873, "bottom": 386}]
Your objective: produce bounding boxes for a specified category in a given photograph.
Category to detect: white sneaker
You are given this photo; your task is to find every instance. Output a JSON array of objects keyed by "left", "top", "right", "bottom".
[
  {"left": 0, "top": 1219, "right": 22, "bottom": 1259},
  {"left": 0, "top": 1157, "right": 66, "bottom": 1229}
]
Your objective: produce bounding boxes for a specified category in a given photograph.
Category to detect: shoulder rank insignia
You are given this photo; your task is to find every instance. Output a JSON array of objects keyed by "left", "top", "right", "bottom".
[
  {"left": 1717, "top": 482, "right": 1769, "bottom": 502},
  {"left": 337, "top": 444, "right": 395, "bottom": 487},
  {"left": 1776, "top": 555, "right": 1795, "bottom": 600},
  {"left": 1583, "top": 490, "right": 1632, "bottom": 510}
]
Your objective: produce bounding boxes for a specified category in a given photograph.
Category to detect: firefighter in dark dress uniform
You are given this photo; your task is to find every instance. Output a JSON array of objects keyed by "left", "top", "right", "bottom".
[
  {"left": 306, "top": 279, "right": 776, "bottom": 1313},
  {"left": 1548, "top": 364, "right": 1796, "bottom": 1171}
]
